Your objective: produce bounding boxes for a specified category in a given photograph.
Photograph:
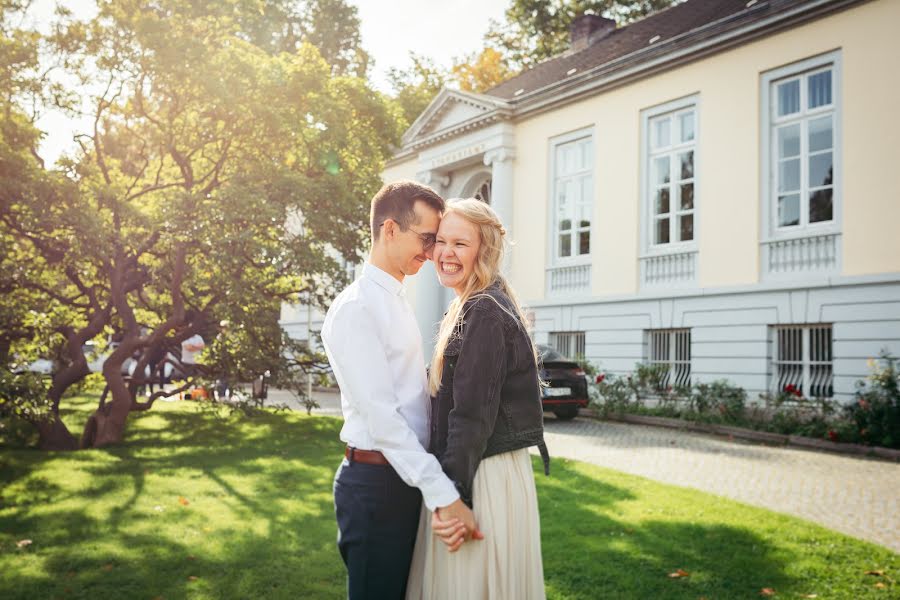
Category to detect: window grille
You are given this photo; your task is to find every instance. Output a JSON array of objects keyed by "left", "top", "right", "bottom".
[
  {"left": 772, "top": 324, "right": 833, "bottom": 397},
  {"left": 646, "top": 329, "right": 692, "bottom": 388},
  {"left": 549, "top": 331, "right": 586, "bottom": 359}
]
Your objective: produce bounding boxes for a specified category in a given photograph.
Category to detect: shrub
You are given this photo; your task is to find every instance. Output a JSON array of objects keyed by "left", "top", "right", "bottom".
[
  {"left": 0, "top": 370, "right": 50, "bottom": 447},
  {"left": 843, "top": 352, "right": 900, "bottom": 448}
]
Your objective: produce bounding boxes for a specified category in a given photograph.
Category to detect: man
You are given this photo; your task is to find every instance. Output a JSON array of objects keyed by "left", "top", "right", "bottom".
[{"left": 322, "top": 180, "right": 479, "bottom": 599}]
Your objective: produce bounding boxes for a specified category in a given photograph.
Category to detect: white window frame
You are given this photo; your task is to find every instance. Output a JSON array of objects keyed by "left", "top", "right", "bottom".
[
  {"left": 645, "top": 328, "right": 692, "bottom": 389},
  {"left": 547, "top": 127, "right": 595, "bottom": 268},
  {"left": 640, "top": 94, "right": 700, "bottom": 255},
  {"left": 769, "top": 324, "right": 834, "bottom": 398},
  {"left": 761, "top": 51, "right": 842, "bottom": 242}
]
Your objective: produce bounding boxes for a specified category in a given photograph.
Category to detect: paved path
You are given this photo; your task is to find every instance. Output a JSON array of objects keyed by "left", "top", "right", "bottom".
[
  {"left": 540, "top": 416, "right": 900, "bottom": 553},
  {"left": 269, "top": 389, "right": 900, "bottom": 553}
]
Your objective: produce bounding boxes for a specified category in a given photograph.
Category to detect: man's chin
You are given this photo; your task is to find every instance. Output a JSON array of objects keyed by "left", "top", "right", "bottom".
[{"left": 404, "top": 260, "right": 425, "bottom": 276}]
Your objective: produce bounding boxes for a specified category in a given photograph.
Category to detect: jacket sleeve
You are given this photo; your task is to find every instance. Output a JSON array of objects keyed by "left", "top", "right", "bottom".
[{"left": 440, "top": 303, "right": 506, "bottom": 507}]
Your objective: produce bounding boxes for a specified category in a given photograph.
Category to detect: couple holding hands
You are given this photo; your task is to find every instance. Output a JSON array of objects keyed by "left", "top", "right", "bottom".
[{"left": 322, "top": 180, "right": 548, "bottom": 599}]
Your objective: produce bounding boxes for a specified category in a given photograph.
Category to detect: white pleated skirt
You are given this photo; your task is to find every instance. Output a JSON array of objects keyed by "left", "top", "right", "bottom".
[{"left": 405, "top": 448, "right": 546, "bottom": 600}]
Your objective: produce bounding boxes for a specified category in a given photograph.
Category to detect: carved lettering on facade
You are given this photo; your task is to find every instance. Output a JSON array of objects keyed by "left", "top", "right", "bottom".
[{"left": 430, "top": 143, "right": 486, "bottom": 169}]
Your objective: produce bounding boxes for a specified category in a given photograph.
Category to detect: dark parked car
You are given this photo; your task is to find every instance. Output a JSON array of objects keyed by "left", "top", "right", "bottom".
[{"left": 537, "top": 344, "right": 589, "bottom": 420}]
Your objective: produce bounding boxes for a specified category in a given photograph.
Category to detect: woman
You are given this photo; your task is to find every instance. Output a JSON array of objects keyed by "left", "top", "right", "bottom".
[{"left": 406, "top": 198, "right": 548, "bottom": 600}]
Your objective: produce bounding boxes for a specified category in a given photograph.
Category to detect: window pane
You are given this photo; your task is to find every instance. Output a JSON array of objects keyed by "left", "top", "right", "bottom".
[
  {"left": 679, "top": 111, "right": 695, "bottom": 143},
  {"left": 809, "top": 116, "right": 833, "bottom": 152},
  {"left": 653, "top": 156, "right": 670, "bottom": 185},
  {"left": 581, "top": 176, "right": 592, "bottom": 208},
  {"left": 579, "top": 230, "right": 590, "bottom": 255},
  {"left": 679, "top": 151, "right": 694, "bottom": 180},
  {"left": 559, "top": 218, "right": 571, "bottom": 232},
  {"left": 808, "top": 69, "right": 832, "bottom": 109},
  {"left": 653, "top": 117, "right": 671, "bottom": 149},
  {"left": 777, "top": 124, "right": 800, "bottom": 158},
  {"left": 580, "top": 140, "right": 593, "bottom": 170},
  {"left": 778, "top": 158, "right": 801, "bottom": 193},
  {"left": 680, "top": 214, "right": 694, "bottom": 241},
  {"left": 809, "top": 152, "right": 833, "bottom": 188},
  {"left": 655, "top": 188, "right": 670, "bottom": 215},
  {"left": 577, "top": 200, "right": 591, "bottom": 225},
  {"left": 777, "top": 79, "right": 800, "bottom": 116},
  {"left": 559, "top": 233, "right": 571, "bottom": 257},
  {"left": 656, "top": 218, "right": 670, "bottom": 244},
  {"left": 810, "top": 188, "right": 833, "bottom": 223},
  {"left": 778, "top": 194, "right": 800, "bottom": 227},
  {"left": 680, "top": 183, "right": 694, "bottom": 210}
]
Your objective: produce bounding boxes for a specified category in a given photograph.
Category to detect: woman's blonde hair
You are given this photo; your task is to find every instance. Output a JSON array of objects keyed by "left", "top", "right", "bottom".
[{"left": 427, "top": 198, "right": 537, "bottom": 395}]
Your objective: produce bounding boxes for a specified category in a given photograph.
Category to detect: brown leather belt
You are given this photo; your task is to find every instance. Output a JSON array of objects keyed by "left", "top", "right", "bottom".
[{"left": 345, "top": 446, "right": 390, "bottom": 466}]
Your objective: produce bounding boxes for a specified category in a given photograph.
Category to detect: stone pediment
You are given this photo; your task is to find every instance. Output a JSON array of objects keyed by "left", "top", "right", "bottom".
[{"left": 402, "top": 88, "right": 511, "bottom": 148}]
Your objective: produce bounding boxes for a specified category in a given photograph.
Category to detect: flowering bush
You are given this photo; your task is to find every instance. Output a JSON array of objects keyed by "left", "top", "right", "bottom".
[
  {"left": 843, "top": 352, "right": 900, "bottom": 448},
  {"left": 584, "top": 355, "right": 900, "bottom": 449}
]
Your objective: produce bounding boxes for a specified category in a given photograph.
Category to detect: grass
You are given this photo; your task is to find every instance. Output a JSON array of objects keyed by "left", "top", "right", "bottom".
[{"left": 0, "top": 396, "right": 896, "bottom": 599}]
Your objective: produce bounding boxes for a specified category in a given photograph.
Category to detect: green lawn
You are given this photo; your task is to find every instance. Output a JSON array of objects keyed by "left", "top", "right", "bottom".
[{"left": 1, "top": 397, "right": 896, "bottom": 599}]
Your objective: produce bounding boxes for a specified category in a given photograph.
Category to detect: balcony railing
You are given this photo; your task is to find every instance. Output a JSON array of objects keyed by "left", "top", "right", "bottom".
[
  {"left": 763, "top": 232, "right": 839, "bottom": 278},
  {"left": 641, "top": 250, "right": 697, "bottom": 288},
  {"left": 546, "top": 263, "right": 591, "bottom": 296}
]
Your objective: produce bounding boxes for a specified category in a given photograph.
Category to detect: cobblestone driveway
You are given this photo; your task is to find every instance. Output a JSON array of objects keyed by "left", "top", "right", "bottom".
[{"left": 540, "top": 416, "right": 900, "bottom": 553}]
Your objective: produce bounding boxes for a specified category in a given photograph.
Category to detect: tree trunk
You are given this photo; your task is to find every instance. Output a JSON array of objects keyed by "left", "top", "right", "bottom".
[
  {"left": 36, "top": 416, "right": 78, "bottom": 451},
  {"left": 81, "top": 342, "right": 136, "bottom": 448}
]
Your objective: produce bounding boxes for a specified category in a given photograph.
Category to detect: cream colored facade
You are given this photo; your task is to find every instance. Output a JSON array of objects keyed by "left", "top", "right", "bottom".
[
  {"left": 507, "top": 0, "right": 900, "bottom": 300},
  {"left": 285, "top": 0, "right": 900, "bottom": 402}
]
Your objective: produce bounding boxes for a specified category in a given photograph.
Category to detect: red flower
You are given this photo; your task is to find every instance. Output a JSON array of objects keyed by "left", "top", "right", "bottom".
[
  {"left": 595, "top": 374, "right": 606, "bottom": 384},
  {"left": 784, "top": 384, "right": 802, "bottom": 398},
  {"left": 858, "top": 398, "right": 869, "bottom": 410},
  {"left": 827, "top": 430, "right": 839, "bottom": 442}
]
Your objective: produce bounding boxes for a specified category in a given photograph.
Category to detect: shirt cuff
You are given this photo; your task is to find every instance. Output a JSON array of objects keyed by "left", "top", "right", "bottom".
[{"left": 419, "top": 475, "right": 461, "bottom": 511}]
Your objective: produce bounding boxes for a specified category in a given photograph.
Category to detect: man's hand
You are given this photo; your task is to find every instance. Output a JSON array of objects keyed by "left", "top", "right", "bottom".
[{"left": 434, "top": 499, "right": 484, "bottom": 552}]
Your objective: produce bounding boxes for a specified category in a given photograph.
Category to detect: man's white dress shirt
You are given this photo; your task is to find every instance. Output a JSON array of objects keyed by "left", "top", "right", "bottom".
[{"left": 321, "top": 262, "right": 460, "bottom": 511}]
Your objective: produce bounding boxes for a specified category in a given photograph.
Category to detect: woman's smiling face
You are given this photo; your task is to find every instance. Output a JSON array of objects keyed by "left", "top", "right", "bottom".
[{"left": 433, "top": 211, "right": 481, "bottom": 294}]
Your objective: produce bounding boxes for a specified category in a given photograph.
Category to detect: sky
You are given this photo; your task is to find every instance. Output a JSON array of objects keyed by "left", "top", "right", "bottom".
[{"left": 25, "top": 0, "right": 510, "bottom": 166}]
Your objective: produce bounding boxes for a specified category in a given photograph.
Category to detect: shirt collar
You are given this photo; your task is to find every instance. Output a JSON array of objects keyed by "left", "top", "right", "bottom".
[{"left": 362, "top": 262, "right": 405, "bottom": 296}]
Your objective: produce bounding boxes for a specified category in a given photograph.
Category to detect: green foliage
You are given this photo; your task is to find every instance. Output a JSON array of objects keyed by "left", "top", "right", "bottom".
[
  {"left": 2, "top": 0, "right": 404, "bottom": 446},
  {"left": 0, "top": 370, "right": 49, "bottom": 446},
  {"left": 587, "top": 357, "right": 900, "bottom": 449},
  {"left": 387, "top": 53, "right": 449, "bottom": 128},
  {"left": 844, "top": 352, "right": 900, "bottom": 448}
]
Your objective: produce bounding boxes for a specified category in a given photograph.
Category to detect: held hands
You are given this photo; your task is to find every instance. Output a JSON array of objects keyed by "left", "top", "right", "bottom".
[{"left": 433, "top": 498, "right": 484, "bottom": 553}]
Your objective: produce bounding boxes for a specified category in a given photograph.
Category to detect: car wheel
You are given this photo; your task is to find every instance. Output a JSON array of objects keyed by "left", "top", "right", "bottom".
[{"left": 553, "top": 406, "right": 579, "bottom": 420}]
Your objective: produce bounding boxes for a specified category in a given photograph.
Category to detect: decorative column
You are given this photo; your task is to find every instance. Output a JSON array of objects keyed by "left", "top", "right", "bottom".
[
  {"left": 414, "top": 170, "right": 450, "bottom": 359},
  {"left": 484, "top": 148, "right": 515, "bottom": 271}
]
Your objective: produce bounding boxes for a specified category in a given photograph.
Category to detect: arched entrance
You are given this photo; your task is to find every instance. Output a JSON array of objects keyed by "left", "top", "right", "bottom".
[{"left": 461, "top": 172, "right": 492, "bottom": 204}]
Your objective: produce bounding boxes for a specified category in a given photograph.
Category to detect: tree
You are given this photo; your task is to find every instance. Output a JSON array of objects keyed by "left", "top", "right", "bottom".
[
  {"left": 2, "top": 0, "right": 403, "bottom": 449},
  {"left": 386, "top": 53, "right": 449, "bottom": 129},
  {"left": 451, "top": 47, "right": 513, "bottom": 94},
  {"left": 236, "top": 0, "right": 370, "bottom": 76},
  {"left": 485, "top": 0, "right": 678, "bottom": 71}
]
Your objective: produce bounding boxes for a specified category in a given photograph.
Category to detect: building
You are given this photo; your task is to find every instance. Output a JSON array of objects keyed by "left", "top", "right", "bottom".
[{"left": 371, "top": 0, "right": 900, "bottom": 403}]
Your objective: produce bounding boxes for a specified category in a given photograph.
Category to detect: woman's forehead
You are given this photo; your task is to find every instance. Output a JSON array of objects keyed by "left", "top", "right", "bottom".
[{"left": 438, "top": 212, "right": 477, "bottom": 238}]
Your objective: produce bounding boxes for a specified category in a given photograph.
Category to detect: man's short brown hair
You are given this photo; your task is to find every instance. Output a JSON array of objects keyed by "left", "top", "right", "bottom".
[{"left": 370, "top": 180, "right": 445, "bottom": 242}]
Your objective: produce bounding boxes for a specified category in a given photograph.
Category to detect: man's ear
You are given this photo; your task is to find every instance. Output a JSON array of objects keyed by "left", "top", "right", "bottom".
[{"left": 382, "top": 218, "right": 395, "bottom": 241}]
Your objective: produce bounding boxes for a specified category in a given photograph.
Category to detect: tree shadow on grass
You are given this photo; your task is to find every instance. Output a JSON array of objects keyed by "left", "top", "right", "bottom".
[
  {"left": 537, "top": 458, "right": 829, "bottom": 600},
  {"left": 1, "top": 405, "right": 891, "bottom": 599}
]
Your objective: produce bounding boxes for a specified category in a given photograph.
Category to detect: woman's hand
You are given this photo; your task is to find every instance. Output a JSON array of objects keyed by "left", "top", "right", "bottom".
[{"left": 433, "top": 499, "right": 484, "bottom": 552}]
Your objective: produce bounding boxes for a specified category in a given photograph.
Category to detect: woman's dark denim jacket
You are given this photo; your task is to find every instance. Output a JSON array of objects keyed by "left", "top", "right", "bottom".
[{"left": 429, "top": 282, "right": 549, "bottom": 508}]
